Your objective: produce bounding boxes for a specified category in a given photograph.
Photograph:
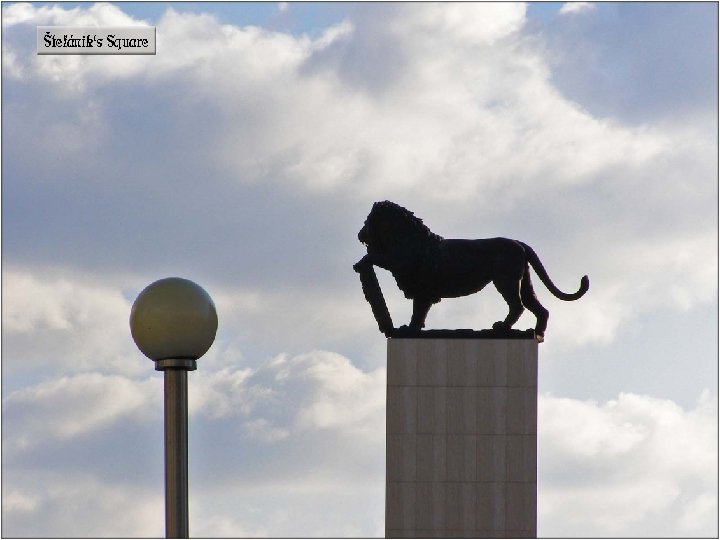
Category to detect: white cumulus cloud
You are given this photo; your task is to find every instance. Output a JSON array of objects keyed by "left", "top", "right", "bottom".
[
  {"left": 2, "top": 269, "right": 147, "bottom": 375},
  {"left": 2, "top": 348, "right": 387, "bottom": 536},
  {"left": 539, "top": 391, "right": 718, "bottom": 536},
  {"left": 559, "top": 2, "right": 596, "bottom": 16},
  {"left": 3, "top": 373, "right": 160, "bottom": 448}
]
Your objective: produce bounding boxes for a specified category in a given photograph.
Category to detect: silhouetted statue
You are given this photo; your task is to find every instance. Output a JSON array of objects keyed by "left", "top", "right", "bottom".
[{"left": 353, "top": 201, "right": 589, "bottom": 342}]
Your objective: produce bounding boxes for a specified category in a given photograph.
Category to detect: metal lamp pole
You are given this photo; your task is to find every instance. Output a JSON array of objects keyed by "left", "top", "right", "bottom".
[
  {"left": 130, "top": 277, "right": 218, "bottom": 539},
  {"left": 157, "top": 358, "right": 196, "bottom": 537}
]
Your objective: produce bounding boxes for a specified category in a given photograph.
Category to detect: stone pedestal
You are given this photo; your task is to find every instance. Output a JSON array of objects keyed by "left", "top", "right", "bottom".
[{"left": 385, "top": 338, "right": 538, "bottom": 538}]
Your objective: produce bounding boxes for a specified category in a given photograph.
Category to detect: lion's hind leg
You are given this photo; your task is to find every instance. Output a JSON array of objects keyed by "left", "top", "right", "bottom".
[
  {"left": 520, "top": 267, "right": 549, "bottom": 341},
  {"left": 492, "top": 276, "right": 524, "bottom": 332}
]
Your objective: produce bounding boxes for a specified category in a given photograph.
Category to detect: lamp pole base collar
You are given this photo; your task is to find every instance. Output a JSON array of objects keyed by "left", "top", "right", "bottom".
[{"left": 155, "top": 358, "right": 197, "bottom": 371}]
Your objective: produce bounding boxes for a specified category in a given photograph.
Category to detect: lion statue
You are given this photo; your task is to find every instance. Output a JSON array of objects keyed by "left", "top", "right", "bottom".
[{"left": 353, "top": 200, "right": 589, "bottom": 342}]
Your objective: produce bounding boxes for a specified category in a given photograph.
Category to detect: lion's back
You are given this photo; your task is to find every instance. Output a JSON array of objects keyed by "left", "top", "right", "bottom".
[{"left": 433, "top": 238, "right": 525, "bottom": 297}]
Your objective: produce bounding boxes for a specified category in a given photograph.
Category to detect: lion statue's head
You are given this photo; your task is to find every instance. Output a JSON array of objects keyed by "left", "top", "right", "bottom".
[
  {"left": 358, "top": 201, "right": 443, "bottom": 301},
  {"left": 358, "top": 201, "right": 441, "bottom": 251}
]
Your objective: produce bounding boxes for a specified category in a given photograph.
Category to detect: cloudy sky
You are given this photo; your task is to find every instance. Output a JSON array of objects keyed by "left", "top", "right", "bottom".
[{"left": 2, "top": 1, "right": 717, "bottom": 537}]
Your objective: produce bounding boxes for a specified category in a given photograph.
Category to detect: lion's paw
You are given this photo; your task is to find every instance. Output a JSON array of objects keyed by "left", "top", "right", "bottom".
[
  {"left": 353, "top": 259, "right": 371, "bottom": 273},
  {"left": 391, "top": 325, "right": 417, "bottom": 337},
  {"left": 492, "top": 321, "right": 509, "bottom": 331}
]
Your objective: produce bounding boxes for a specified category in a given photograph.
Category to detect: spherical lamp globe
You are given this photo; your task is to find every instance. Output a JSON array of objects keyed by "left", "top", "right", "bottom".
[{"left": 130, "top": 277, "right": 218, "bottom": 362}]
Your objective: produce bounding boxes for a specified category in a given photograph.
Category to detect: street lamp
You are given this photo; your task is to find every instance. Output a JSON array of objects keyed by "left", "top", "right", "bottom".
[{"left": 130, "top": 277, "right": 218, "bottom": 538}]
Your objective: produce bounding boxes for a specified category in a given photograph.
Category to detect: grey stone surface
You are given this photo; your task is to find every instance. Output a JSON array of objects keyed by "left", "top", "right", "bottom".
[{"left": 386, "top": 338, "right": 537, "bottom": 538}]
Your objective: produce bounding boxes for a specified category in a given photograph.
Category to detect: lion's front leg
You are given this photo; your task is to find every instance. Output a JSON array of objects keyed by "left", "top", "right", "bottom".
[{"left": 409, "top": 298, "right": 433, "bottom": 330}]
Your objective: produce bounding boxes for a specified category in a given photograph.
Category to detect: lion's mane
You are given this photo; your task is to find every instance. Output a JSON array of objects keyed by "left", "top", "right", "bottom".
[{"left": 363, "top": 201, "right": 444, "bottom": 303}]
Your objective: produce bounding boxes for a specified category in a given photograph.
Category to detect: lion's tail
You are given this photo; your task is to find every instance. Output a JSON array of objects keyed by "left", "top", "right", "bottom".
[{"left": 520, "top": 242, "right": 589, "bottom": 301}]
